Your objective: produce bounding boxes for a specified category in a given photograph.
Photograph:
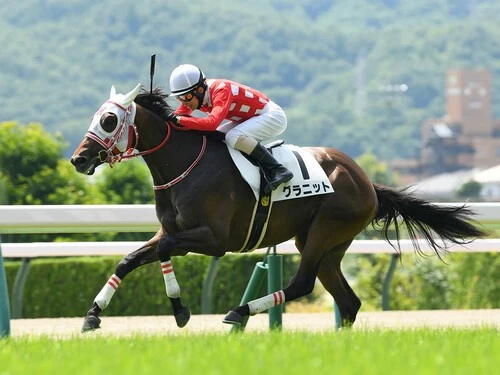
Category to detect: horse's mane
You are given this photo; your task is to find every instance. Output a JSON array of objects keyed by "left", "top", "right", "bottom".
[{"left": 134, "top": 88, "right": 173, "bottom": 121}]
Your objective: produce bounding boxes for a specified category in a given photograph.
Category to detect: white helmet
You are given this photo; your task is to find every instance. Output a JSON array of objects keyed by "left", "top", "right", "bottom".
[{"left": 169, "top": 64, "right": 206, "bottom": 96}]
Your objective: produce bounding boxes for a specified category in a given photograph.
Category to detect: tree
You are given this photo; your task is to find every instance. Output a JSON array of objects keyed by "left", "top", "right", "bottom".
[
  {"left": 0, "top": 121, "right": 107, "bottom": 242},
  {"left": 456, "top": 180, "right": 482, "bottom": 199},
  {"left": 95, "top": 159, "right": 154, "bottom": 204},
  {"left": 0, "top": 122, "right": 63, "bottom": 179},
  {"left": 91, "top": 159, "right": 156, "bottom": 242},
  {"left": 0, "top": 172, "right": 8, "bottom": 204},
  {"left": 0, "top": 122, "right": 99, "bottom": 205},
  {"left": 30, "top": 160, "right": 105, "bottom": 205},
  {"left": 355, "top": 152, "right": 394, "bottom": 185}
]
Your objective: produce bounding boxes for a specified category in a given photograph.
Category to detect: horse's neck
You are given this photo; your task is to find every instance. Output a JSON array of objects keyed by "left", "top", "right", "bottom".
[{"left": 137, "top": 116, "right": 205, "bottom": 187}]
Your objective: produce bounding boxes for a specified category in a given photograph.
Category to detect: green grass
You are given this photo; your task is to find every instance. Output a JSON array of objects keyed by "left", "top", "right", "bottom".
[{"left": 1, "top": 328, "right": 498, "bottom": 374}]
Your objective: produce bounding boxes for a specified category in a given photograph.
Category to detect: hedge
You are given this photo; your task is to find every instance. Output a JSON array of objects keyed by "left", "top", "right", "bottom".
[
  {"left": 350, "top": 252, "right": 500, "bottom": 311},
  {"left": 5, "top": 251, "right": 498, "bottom": 318}
]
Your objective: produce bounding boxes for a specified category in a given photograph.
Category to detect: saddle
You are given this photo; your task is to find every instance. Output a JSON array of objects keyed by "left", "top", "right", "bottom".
[{"left": 226, "top": 140, "right": 334, "bottom": 252}]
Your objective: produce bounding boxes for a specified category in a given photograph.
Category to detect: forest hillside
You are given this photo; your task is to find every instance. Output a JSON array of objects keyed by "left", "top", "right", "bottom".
[{"left": 1, "top": 0, "right": 499, "bottom": 159}]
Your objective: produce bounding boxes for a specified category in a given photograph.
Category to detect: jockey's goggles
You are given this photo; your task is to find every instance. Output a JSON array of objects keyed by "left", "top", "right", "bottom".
[{"left": 177, "top": 91, "right": 195, "bottom": 103}]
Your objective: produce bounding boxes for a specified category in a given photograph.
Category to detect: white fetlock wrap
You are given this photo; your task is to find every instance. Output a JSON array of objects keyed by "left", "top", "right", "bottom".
[
  {"left": 164, "top": 273, "right": 181, "bottom": 298},
  {"left": 248, "top": 290, "right": 285, "bottom": 315},
  {"left": 161, "top": 261, "right": 181, "bottom": 298},
  {"left": 94, "top": 274, "right": 121, "bottom": 310}
]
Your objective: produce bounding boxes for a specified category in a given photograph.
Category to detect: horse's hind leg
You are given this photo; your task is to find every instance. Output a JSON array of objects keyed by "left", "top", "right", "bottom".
[
  {"left": 223, "top": 229, "right": 328, "bottom": 326},
  {"left": 223, "top": 256, "right": 321, "bottom": 325},
  {"left": 81, "top": 230, "right": 161, "bottom": 333},
  {"left": 316, "top": 241, "right": 361, "bottom": 327}
]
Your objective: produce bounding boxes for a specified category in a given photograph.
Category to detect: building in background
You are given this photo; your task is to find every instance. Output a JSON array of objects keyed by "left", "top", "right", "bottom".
[{"left": 394, "top": 69, "right": 500, "bottom": 186}]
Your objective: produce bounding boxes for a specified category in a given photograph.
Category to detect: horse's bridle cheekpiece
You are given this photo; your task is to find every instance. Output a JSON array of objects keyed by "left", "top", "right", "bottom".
[
  {"left": 85, "top": 84, "right": 207, "bottom": 189},
  {"left": 85, "top": 84, "right": 141, "bottom": 167}
]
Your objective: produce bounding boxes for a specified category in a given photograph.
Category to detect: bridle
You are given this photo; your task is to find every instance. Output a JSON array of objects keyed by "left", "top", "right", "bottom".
[
  {"left": 85, "top": 100, "right": 168, "bottom": 167},
  {"left": 85, "top": 100, "right": 206, "bottom": 190}
]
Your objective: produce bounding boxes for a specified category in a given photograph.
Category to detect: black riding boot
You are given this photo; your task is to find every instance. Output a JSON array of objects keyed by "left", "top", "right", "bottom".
[{"left": 249, "top": 143, "right": 294, "bottom": 191}]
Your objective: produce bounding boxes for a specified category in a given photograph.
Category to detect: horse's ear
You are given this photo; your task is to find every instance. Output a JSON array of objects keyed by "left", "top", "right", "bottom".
[
  {"left": 121, "top": 84, "right": 142, "bottom": 107},
  {"left": 110, "top": 85, "right": 117, "bottom": 98}
]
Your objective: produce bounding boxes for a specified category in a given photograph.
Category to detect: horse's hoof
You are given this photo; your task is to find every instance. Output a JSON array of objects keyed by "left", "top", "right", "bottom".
[
  {"left": 339, "top": 319, "right": 355, "bottom": 330},
  {"left": 174, "top": 306, "right": 191, "bottom": 328},
  {"left": 222, "top": 310, "right": 243, "bottom": 326},
  {"left": 81, "top": 315, "right": 101, "bottom": 333}
]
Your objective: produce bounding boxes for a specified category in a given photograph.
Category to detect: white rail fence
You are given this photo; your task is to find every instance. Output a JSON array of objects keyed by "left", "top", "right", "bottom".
[
  {"left": 1, "top": 202, "right": 500, "bottom": 233},
  {"left": 1, "top": 202, "right": 499, "bottom": 256},
  {"left": 2, "top": 238, "right": 500, "bottom": 258}
]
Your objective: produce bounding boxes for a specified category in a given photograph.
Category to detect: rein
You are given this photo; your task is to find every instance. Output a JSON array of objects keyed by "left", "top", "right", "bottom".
[
  {"left": 144, "top": 119, "right": 208, "bottom": 190},
  {"left": 153, "top": 135, "right": 207, "bottom": 190},
  {"left": 106, "top": 119, "right": 171, "bottom": 166}
]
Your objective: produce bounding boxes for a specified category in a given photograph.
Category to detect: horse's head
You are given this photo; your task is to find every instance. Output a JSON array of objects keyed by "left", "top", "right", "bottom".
[{"left": 71, "top": 84, "right": 142, "bottom": 175}]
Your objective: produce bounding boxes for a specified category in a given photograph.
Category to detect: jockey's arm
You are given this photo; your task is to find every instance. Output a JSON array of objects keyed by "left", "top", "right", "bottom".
[
  {"left": 174, "top": 105, "right": 194, "bottom": 117},
  {"left": 176, "top": 87, "right": 232, "bottom": 131}
]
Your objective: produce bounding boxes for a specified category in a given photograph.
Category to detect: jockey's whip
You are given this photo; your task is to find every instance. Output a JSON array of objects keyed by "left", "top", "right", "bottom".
[{"left": 150, "top": 54, "right": 156, "bottom": 95}]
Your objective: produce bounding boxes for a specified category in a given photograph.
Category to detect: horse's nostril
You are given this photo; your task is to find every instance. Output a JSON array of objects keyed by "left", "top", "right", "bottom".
[{"left": 71, "top": 156, "right": 87, "bottom": 166}]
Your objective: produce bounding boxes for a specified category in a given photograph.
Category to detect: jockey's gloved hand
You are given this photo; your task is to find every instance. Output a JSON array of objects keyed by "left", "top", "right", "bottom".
[{"left": 166, "top": 113, "right": 179, "bottom": 125}]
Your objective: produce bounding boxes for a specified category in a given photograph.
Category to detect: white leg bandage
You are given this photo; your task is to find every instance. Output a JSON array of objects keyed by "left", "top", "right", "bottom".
[
  {"left": 247, "top": 290, "right": 285, "bottom": 315},
  {"left": 161, "top": 260, "right": 180, "bottom": 298},
  {"left": 94, "top": 274, "right": 121, "bottom": 310}
]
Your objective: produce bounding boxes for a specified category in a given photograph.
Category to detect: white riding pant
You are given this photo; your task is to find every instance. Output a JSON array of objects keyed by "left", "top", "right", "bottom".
[{"left": 217, "top": 101, "right": 287, "bottom": 149}]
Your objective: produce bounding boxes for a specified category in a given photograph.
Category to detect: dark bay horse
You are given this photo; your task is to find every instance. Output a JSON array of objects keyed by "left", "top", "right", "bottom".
[{"left": 71, "top": 84, "right": 486, "bottom": 332}]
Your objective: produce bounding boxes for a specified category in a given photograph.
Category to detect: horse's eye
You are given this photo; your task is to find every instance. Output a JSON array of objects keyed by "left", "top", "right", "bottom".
[{"left": 100, "top": 113, "right": 118, "bottom": 133}]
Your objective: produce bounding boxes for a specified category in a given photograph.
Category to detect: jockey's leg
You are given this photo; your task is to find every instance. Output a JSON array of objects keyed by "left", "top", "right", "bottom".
[
  {"left": 229, "top": 133, "right": 293, "bottom": 192},
  {"left": 225, "top": 103, "right": 293, "bottom": 191},
  {"left": 246, "top": 140, "right": 294, "bottom": 191}
]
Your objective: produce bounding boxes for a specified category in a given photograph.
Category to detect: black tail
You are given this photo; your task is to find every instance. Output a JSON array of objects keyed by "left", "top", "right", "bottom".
[{"left": 372, "top": 183, "right": 487, "bottom": 260}]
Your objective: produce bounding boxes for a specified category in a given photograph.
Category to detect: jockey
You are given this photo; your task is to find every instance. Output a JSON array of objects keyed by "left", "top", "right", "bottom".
[{"left": 167, "top": 64, "right": 293, "bottom": 192}]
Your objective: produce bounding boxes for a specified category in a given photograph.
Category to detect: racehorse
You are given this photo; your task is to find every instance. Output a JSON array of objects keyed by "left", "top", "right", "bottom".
[{"left": 71, "top": 84, "right": 486, "bottom": 332}]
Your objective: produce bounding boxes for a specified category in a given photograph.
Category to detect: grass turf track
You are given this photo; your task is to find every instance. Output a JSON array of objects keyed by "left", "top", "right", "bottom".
[{"left": 1, "top": 327, "right": 498, "bottom": 374}]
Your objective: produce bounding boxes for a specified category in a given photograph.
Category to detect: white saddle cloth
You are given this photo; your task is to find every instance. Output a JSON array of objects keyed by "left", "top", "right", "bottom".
[{"left": 227, "top": 143, "right": 334, "bottom": 201}]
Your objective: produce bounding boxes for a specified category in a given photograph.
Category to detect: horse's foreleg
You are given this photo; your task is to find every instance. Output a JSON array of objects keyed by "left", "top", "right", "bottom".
[
  {"left": 156, "top": 235, "right": 190, "bottom": 328},
  {"left": 81, "top": 231, "right": 161, "bottom": 333},
  {"left": 158, "top": 255, "right": 190, "bottom": 328},
  {"left": 156, "top": 226, "right": 223, "bottom": 328}
]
